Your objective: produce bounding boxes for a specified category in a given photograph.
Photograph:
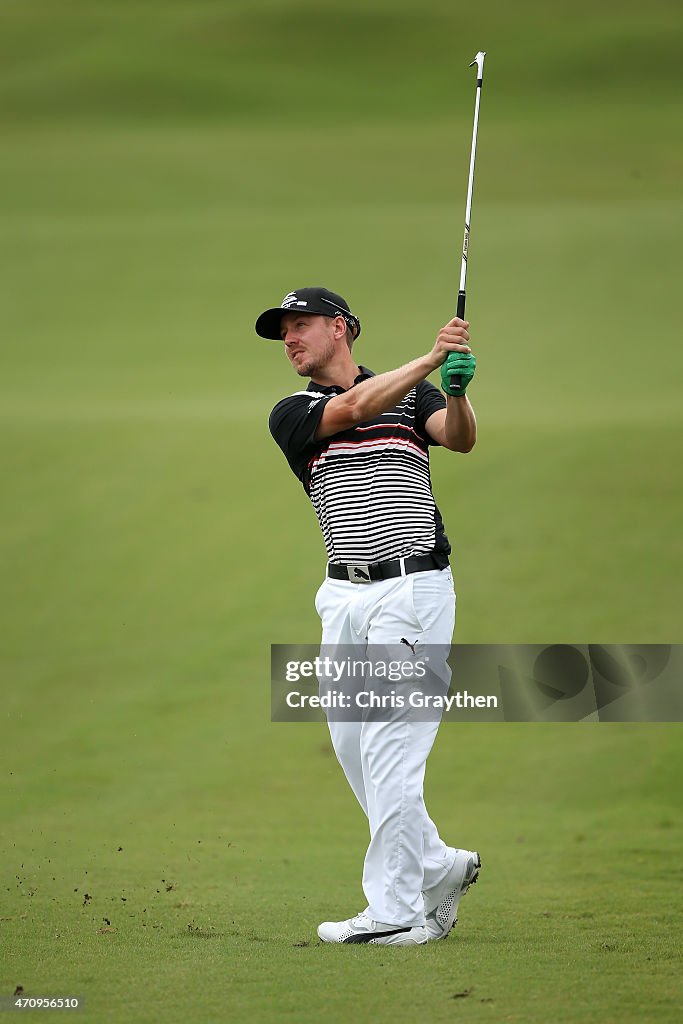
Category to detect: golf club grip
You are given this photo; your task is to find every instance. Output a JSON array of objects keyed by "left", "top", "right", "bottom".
[{"left": 449, "top": 290, "right": 467, "bottom": 390}]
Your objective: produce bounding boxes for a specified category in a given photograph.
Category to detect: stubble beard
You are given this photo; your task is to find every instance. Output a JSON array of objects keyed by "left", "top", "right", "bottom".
[{"left": 293, "top": 339, "right": 336, "bottom": 378}]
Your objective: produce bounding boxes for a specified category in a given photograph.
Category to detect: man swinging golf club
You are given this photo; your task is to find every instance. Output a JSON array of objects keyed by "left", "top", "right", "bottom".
[
  {"left": 257, "top": 52, "right": 487, "bottom": 946},
  {"left": 257, "top": 285, "right": 481, "bottom": 944}
]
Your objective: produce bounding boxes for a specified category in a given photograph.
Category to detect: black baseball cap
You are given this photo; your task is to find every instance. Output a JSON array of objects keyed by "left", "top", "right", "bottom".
[{"left": 255, "top": 287, "right": 361, "bottom": 341}]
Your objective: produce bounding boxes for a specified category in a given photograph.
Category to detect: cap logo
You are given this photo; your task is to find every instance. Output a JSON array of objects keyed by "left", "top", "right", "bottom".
[{"left": 281, "top": 292, "right": 307, "bottom": 309}]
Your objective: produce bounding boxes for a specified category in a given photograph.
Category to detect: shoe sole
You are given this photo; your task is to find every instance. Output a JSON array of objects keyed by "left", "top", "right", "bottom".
[
  {"left": 366, "top": 930, "right": 427, "bottom": 946},
  {"left": 425, "top": 851, "right": 481, "bottom": 941}
]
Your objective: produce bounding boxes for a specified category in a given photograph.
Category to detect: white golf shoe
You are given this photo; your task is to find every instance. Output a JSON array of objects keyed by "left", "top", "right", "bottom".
[
  {"left": 317, "top": 910, "right": 427, "bottom": 945},
  {"left": 423, "top": 849, "right": 481, "bottom": 940}
]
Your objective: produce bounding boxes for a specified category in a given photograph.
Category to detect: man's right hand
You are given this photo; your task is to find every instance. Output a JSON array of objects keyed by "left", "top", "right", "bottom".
[{"left": 426, "top": 317, "right": 471, "bottom": 371}]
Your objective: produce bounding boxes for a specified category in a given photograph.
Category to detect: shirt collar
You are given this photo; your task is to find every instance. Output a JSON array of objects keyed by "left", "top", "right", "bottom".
[{"left": 307, "top": 365, "right": 375, "bottom": 394}]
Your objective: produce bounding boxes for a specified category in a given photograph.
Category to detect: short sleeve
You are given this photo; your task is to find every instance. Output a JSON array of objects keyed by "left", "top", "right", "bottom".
[
  {"left": 269, "top": 392, "right": 333, "bottom": 484},
  {"left": 414, "top": 380, "right": 447, "bottom": 445}
]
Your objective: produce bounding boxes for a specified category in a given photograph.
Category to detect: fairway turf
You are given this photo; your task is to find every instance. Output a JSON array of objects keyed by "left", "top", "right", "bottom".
[
  {"left": 2, "top": 1, "right": 682, "bottom": 1021},
  {"left": 3, "top": 722, "right": 682, "bottom": 1022}
]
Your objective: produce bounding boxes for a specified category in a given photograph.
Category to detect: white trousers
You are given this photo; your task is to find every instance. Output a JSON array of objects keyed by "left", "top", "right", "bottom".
[{"left": 315, "top": 567, "right": 457, "bottom": 926}]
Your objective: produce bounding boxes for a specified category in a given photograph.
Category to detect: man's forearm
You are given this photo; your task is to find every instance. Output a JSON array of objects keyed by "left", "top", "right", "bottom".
[
  {"left": 444, "top": 395, "right": 477, "bottom": 452},
  {"left": 348, "top": 355, "right": 436, "bottom": 422}
]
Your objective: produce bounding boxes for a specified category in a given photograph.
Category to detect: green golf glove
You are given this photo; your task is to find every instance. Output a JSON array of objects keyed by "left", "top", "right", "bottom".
[{"left": 440, "top": 351, "right": 476, "bottom": 397}]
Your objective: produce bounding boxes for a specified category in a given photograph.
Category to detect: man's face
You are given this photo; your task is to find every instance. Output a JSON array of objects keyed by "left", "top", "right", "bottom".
[{"left": 280, "top": 313, "right": 338, "bottom": 377}]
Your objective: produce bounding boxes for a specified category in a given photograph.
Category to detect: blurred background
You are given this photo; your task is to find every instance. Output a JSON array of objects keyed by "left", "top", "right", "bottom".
[{"left": 1, "top": 1, "right": 681, "bottom": 1020}]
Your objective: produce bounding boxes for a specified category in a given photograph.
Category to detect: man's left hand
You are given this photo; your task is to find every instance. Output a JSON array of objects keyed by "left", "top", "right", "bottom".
[{"left": 440, "top": 351, "right": 476, "bottom": 397}]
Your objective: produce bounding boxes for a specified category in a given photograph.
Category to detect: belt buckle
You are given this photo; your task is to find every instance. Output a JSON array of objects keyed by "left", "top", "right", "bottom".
[{"left": 347, "top": 563, "right": 372, "bottom": 584}]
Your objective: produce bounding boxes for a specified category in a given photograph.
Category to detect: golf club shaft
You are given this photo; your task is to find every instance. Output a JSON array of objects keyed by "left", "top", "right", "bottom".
[{"left": 451, "top": 51, "right": 485, "bottom": 390}]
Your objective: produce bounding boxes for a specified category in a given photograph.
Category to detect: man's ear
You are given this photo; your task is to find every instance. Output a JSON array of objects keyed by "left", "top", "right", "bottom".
[{"left": 331, "top": 316, "right": 348, "bottom": 341}]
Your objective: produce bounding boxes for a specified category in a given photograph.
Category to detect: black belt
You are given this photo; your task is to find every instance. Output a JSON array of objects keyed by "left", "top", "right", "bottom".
[{"left": 327, "top": 552, "right": 446, "bottom": 584}]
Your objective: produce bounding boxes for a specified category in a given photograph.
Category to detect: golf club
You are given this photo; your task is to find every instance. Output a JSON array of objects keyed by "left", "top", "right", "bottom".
[{"left": 451, "top": 50, "right": 486, "bottom": 390}]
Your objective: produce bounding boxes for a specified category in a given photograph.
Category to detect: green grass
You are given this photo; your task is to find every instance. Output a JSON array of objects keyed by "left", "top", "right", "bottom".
[
  {"left": 1, "top": 0, "right": 682, "bottom": 1020},
  {"left": 3, "top": 725, "right": 682, "bottom": 1022}
]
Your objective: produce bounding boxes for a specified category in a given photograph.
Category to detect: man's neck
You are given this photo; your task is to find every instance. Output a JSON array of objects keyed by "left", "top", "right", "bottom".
[{"left": 309, "top": 352, "right": 360, "bottom": 391}]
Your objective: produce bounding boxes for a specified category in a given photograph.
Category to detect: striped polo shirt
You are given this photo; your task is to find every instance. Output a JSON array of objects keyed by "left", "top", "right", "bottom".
[{"left": 269, "top": 367, "right": 451, "bottom": 566}]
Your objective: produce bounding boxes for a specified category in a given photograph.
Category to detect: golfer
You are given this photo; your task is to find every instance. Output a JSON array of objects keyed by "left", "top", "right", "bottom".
[{"left": 257, "top": 287, "right": 481, "bottom": 945}]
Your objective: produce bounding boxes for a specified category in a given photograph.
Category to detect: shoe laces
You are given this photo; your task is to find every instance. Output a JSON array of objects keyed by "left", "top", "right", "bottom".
[{"left": 351, "top": 911, "right": 375, "bottom": 930}]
